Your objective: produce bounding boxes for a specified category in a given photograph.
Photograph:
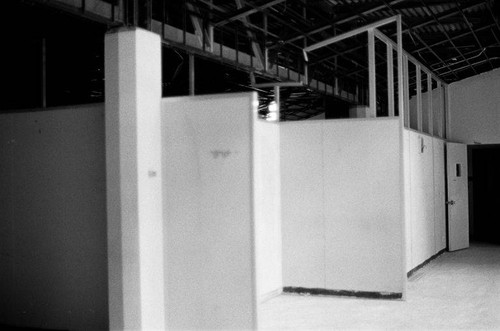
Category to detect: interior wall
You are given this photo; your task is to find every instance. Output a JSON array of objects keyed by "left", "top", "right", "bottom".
[
  {"left": 253, "top": 118, "right": 282, "bottom": 301},
  {"left": 433, "top": 139, "right": 447, "bottom": 252},
  {"left": 0, "top": 104, "right": 108, "bottom": 330},
  {"left": 404, "top": 129, "right": 446, "bottom": 272},
  {"left": 448, "top": 68, "right": 500, "bottom": 144},
  {"left": 161, "top": 93, "right": 257, "bottom": 330},
  {"left": 281, "top": 121, "right": 324, "bottom": 288},
  {"left": 281, "top": 118, "right": 405, "bottom": 294}
]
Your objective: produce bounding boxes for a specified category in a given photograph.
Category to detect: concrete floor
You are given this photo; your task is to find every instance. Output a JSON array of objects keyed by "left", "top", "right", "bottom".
[{"left": 259, "top": 244, "right": 500, "bottom": 330}]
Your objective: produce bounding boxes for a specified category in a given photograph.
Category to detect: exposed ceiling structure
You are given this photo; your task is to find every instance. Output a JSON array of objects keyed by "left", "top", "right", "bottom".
[
  {"left": 180, "top": 0, "right": 500, "bottom": 82},
  {"left": 6, "top": 0, "right": 500, "bottom": 118}
]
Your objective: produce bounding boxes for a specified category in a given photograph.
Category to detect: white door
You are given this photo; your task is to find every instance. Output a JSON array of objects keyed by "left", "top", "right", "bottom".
[{"left": 446, "top": 142, "right": 469, "bottom": 251}]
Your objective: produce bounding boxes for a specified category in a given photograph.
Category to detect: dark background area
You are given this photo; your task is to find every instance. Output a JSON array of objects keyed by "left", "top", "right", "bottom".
[{"left": 469, "top": 145, "right": 500, "bottom": 244}]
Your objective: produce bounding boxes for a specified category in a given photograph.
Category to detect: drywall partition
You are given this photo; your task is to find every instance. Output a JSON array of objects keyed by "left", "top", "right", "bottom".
[
  {"left": 433, "top": 138, "right": 447, "bottom": 252},
  {"left": 448, "top": 68, "right": 500, "bottom": 144},
  {"left": 407, "top": 131, "right": 435, "bottom": 268},
  {"left": 281, "top": 121, "right": 324, "bottom": 289},
  {"left": 253, "top": 116, "right": 282, "bottom": 302},
  {"left": 403, "top": 129, "right": 447, "bottom": 272},
  {"left": 0, "top": 104, "right": 108, "bottom": 330},
  {"left": 281, "top": 117, "right": 405, "bottom": 295},
  {"left": 162, "top": 92, "right": 281, "bottom": 329}
]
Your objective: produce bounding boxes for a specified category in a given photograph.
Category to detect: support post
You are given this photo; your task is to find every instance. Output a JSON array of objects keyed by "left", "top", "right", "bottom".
[
  {"left": 397, "top": 15, "right": 404, "bottom": 121},
  {"left": 387, "top": 42, "right": 394, "bottom": 117},
  {"left": 368, "top": 28, "right": 376, "bottom": 118},
  {"left": 416, "top": 65, "right": 422, "bottom": 131},
  {"left": 104, "top": 28, "right": 165, "bottom": 330},
  {"left": 403, "top": 55, "right": 410, "bottom": 128},
  {"left": 274, "top": 85, "right": 280, "bottom": 111},
  {"left": 437, "top": 81, "right": 444, "bottom": 138},
  {"left": 427, "top": 73, "right": 433, "bottom": 135},
  {"left": 189, "top": 53, "right": 195, "bottom": 96}
]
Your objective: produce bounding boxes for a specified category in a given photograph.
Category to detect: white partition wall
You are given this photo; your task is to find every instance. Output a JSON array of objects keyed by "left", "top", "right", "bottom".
[
  {"left": 253, "top": 116, "right": 282, "bottom": 302},
  {"left": 281, "top": 118, "right": 406, "bottom": 295},
  {"left": 281, "top": 121, "right": 324, "bottom": 289},
  {"left": 162, "top": 92, "right": 280, "bottom": 329},
  {"left": 403, "top": 129, "right": 447, "bottom": 272},
  {"left": 433, "top": 138, "right": 447, "bottom": 252}
]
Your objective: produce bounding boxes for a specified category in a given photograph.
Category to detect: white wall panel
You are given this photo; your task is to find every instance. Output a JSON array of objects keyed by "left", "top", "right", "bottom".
[
  {"left": 449, "top": 68, "right": 500, "bottom": 144},
  {"left": 323, "top": 119, "right": 404, "bottom": 293},
  {"left": 253, "top": 119, "right": 282, "bottom": 301},
  {"left": 408, "top": 131, "right": 435, "bottom": 269},
  {"left": 162, "top": 93, "right": 257, "bottom": 330},
  {"left": 403, "top": 130, "right": 413, "bottom": 271},
  {"left": 433, "top": 138, "right": 447, "bottom": 252},
  {"left": 281, "top": 122, "right": 325, "bottom": 289},
  {"left": 281, "top": 118, "right": 405, "bottom": 294},
  {"left": 404, "top": 130, "right": 446, "bottom": 272}
]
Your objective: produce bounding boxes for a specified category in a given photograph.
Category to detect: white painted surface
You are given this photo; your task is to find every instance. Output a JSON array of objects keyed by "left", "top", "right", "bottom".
[
  {"left": 448, "top": 68, "right": 500, "bottom": 144},
  {"left": 0, "top": 105, "right": 108, "bottom": 330},
  {"left": 105, "top": 28, "right": 165, "bottom": 330},
  {"left": 254, "top": 118, "right": 282, "bottom": 301},
  {"left": 408, "top": 132, "right": 435, "bottom": 268},
  {"left": 162, "top": 93, "right": 257, "bottom": 330},
  {"left": 281, "top": 118, "right": 405, "bottom": 294},
  {"left": 403, "top": 130, "right": 413, "bottom": 271},
  {"left": 447, "top": 142, "right": 470, "bottom": 251},
  {"left": 403, "top": 129, "right": 447, "bottom": 271},
  {"left": 281, "top": 122, "right": 325, "bottom": 289},
  {"left": 323, "top": 119, "right": 404, "bottom": 293},
  {"left": 433, "top": 138, "right": 447, "bottom": 252}
]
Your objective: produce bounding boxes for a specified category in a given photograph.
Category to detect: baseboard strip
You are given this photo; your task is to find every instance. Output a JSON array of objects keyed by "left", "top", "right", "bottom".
[
  {"left": 283, "top": 286, "right": 402, "bottom": 300},
  {"left": 407, "top": 248, "right": 446, "bottom": 278}
]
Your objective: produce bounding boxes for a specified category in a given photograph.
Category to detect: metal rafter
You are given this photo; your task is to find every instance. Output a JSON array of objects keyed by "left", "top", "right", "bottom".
[
  {"left": 214, "top": 0, "right": 286, "bottom": 26},
  {"left": 418, "top": 0, "right": 477, "bottom": 75},
  {"left": 380, "top": 0, "right": 459, "bottom": 79},
  {"left": 413, "top": 23, "right": 496, "bottom": 53},
  {"left": 455, "top": 0, "right": 493, "bottom": 70},
  {"left": 308, "top": 1, "right": 483, "bottom": 72},
  {"left": 269, "top": 0, "right": 406, "bottom": 49}
]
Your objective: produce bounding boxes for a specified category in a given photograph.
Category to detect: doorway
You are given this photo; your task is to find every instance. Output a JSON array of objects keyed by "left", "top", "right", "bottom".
[{"left": 468, "top": 145, "right": 500, "bottom": 244}]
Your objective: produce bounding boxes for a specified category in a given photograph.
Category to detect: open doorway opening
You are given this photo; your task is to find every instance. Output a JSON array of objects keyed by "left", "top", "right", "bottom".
[{"left": 468, "top": 145, "right": 500, "bottom": 245}]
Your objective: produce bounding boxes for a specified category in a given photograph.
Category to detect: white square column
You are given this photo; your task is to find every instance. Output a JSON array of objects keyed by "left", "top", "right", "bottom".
[{"left": 105, "top": 28, "right": 165, "bottom": 330}]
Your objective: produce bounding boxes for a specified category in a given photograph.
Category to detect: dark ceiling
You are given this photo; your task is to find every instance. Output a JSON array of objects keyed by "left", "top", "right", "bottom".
[
  {"left": 3, "top": 0, "right": 500, "bottom": 118},
  {"left": 181, "top": 0, "right": 500, "bottom": 83}
]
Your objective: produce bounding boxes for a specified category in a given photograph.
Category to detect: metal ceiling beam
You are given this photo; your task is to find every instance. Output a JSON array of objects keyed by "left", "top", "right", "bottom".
[
  {"left": 269, "top": 0, "right": 406, "bottom": 49},
  {"left": 455, "top": 0, "right": 494, "bottom": 70},
  {"left": 418, "top": 0, "right": 477, "bottom": 75},
  {"left": 308, "top": 1, "right": 483, "bottom": 68},
  {"left": 413, "top": 23, "right": 495, "bottom": 53},
  {"left": 485, "top": 0, "right": 500, "bottom": 44},
  {"left": 380, "top": 0, "right": 459, "bottom": 79},
  {"left": 213, "top": 0, "right": 286, "bottom": 27},
  {"left": 193, "top": 0, "right": 281, "bottom": 39},
  {"left": 304, "top": 16, "right": 398, "bottom": 53},
  {"left": 404, "top": 0, "right": 485, "bottom": 32},
  {"left": 432, "top": 41, "right": 500, "bottom": 72}
]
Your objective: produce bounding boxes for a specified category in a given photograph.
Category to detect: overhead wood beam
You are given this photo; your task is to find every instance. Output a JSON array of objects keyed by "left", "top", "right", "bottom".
[{"left": 214, "top": 0, "right": 286, "bottom": 27}]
